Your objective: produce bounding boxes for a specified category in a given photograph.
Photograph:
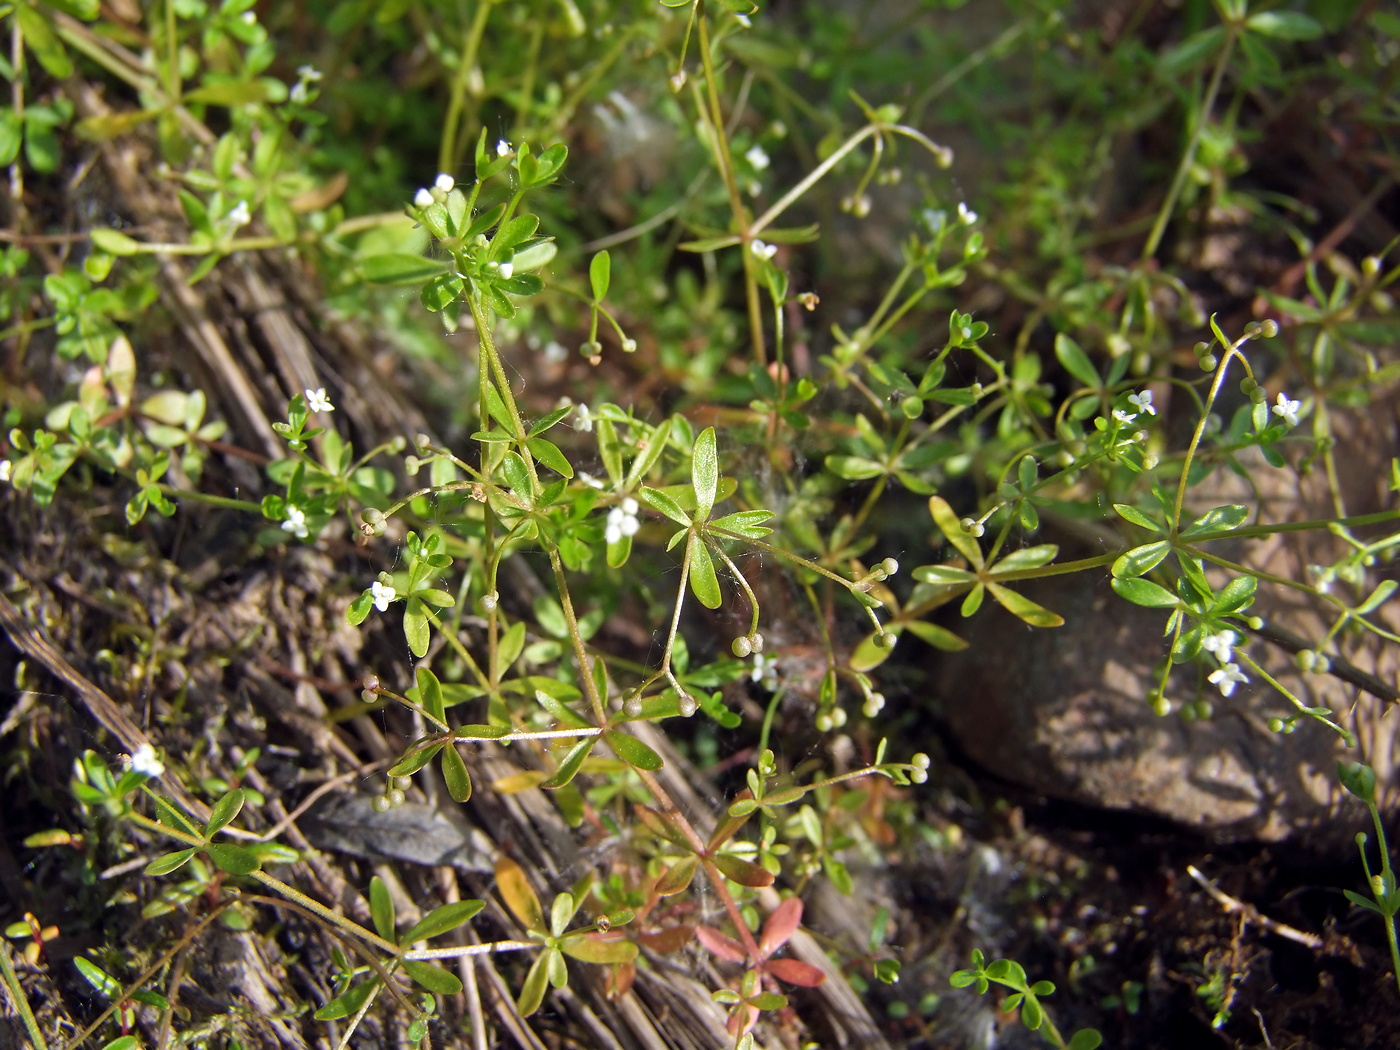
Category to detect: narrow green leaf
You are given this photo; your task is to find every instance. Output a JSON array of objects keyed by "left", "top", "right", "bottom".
[
  {"left": 604, "top": 729, "right": 664, "bottom": 771},
  {"left": 825, "top": 455, "right": 886, "bottom": 480},
  {"left": 913, "top": 565, "right": 977, "bottom": 585},
  {"left": 401, "top": 900, "right": 486, "bottom": 944},
  {"left": 527, "top": 436, "right": 574, "bottom": 477},
  {"left": 905, "top": 619, "right": 969, "bottom": 651},
  {"left": 1246, "top": 10, "right": 1323, "bottom": 39},
  {"left": 1111, "top": 577, "right": 1179, "bottom": 608},
  {"left": 688, "top": 538, "right": 723, "bottom": 609},
  {"left": 314, "top": 978, "right": 379, "bottom": 1021},
  {"left": 589, "top": 250, "right": 611, "bottom": 301},
  {"left": 656, "top": 856, "right": 699, "bottom": 896},
  {"left": 639, "top": 486, "right": 689, "bottom": 526},
  {"left": 928, "top": 496, "right": 984, "bottom": 568},
  {"left": 145, "top": 848, "right": 198, "bottom": 876},
  {"left": 359, "top": 253, "right": 448, "bottom": 285},
  {"left": 708, "top": 509, "right": 775, "bottom": 538},
  {"left": 517, "top": 952, "right": 551, "bottom": 1016},
  {"left": 1054, "top": 333, "right": 1101, "bottom": 388},
  {"left": 561, "top": 935, "right": 639, "bottom": 964},
  {"left": 370, "top": 876, "right": 396, "bottom": 941},
  {"left": 692, "top": 426, "right": 718, "bottom": 521},
  {"left": 1112, "top": 540, "right": 1171, "bottom": 579},
  {"left": 206, "top": 843, "right": 260, "bottom": 875},
  {"left": 417, "top": 667, "right": 445, "bottom": 723},
  {"left": 204, "top": 788, "right": 246, "bottom": 837},
  {"left": 991, "top": 544, "right": 1058, "bottom": 574},
  {"left": 441, "top": 743, "right": 472, "bottom": 802},
  {"left": 402, "top": 959, "right": 463, "bottom": 995},
  {"left": 541, "top": 736, "right": 597, "bottom": 789},
  {"left": 403, "top": 597, "right": 430, "bottom": 658},
  {"left": 388, "top": 742, "right": 445, "bottom": 777},
  {"left": 1179, "top": 503, "right": 1249, "bottom": 539},
  {"left": 1113, "top": 503, "right": 1164, "bottom": 533},
  {"left": 988, "top": 583, "right": 1064, "bottom": 627},
  {"left": 627, "top": 417, "right": 674, "bottom": 487},
  {"left": 75, "top": 957, "right": 122, "bottom": 997}
]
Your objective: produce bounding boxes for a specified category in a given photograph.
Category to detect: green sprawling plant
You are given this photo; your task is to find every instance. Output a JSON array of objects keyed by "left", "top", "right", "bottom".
[{"left": 3, "top": 0, "right": 1399, "bottom": 1046}]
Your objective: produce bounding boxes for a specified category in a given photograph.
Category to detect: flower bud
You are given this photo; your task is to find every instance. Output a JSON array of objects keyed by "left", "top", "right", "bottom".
[
  {"left": 481, "top": 591, "right": 499, "bottom": 612},
  {"left": 815, "top": 713, "right": 833, "bottom": 732},
  {"left": 386, "top": 789, "right": 406, "bottom": 807},
  {"left": 372, "top": 794, "right": 392, "bottom": 813},
  {"left": 361, "top": 674, "right": 380, "bottom": 694},
  {"left": 749, "top": 632, "right": 764, "bottom": 653},
  {"left": 678, "top": 691, "right": 699, "bottom": 717},
  {"left": 669, "top": 70, "right": 687, "bottom": 92},
  {"left": 881, "top": 558, "right": 900, "bottom": 577},
  {"left": 732, "top": 636, "right": 753, "bottom": 658},
  {"left": 623, "top": 695, "right": 644, "bottom": 719}
]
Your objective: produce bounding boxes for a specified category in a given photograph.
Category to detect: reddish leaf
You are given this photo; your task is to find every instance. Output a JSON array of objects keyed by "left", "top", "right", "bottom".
[
  {"left": 767, "top": 958, "right": 827, "bottom": 988},
  {"left": 634, "top": 803, "right": 690, "bottom": 847},
  {"left": 638, "top": 925, "right": 694, "bottom": 954},
  {"left": 695, "top": 924, "right": 747, "bottom": 964},
  {"left": 759, "top": 897, "right": 803, "bottom": 958}
]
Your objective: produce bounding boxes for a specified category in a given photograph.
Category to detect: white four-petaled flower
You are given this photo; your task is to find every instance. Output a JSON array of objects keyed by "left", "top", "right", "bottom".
[
  {"left": 127, "top": 743, "right": 165, "bottom": 779},
  {"left": 605, "top": 497, "right": 640, "bottom": 545},
  {"left": 0, "top": 460, "right": 11, "bottom": 483},
  {"left": 434, "top": 173, "right": 455, "bottom": 193},
  {"left": 574, "top": 403, "right": 594, "bottom": 433},
  {"left": 1208, "top": 662, "right": 1248, "bottom": 697},
  {"left": 745, "top": 145, "right": 770, "bottom": 171},
  {"left": 1112, "top": 409, "right": 1137, "bottom": 424},
  {"left": 751, "top": 652, "right": 778, "bottom": 687},
  {"left": 305, "top": 387, "right": 334, "bottom": 413},
  {"left": 1201, "top": 629, "right": 1237, "bottom": 662},
  {"left": 414, "top": 187, "right": 433, "bottom": 207},
  {"left": 958, "top": 201, "right": 978, "bottom": 224},
  {"left": 1128, "top": 390, "right": 1156, "bottom": 416},
  {"left": 497, "top": 139, "right": 511, "bottom": 157},
  {"left": 227, "top": 200, "right": 251, "bottom": 228},
  {"left": 371, "top": 580, "right": 397, "bottom": 612},
  {"left": 1272, "top": 392, "right": 1302, "bottom": 428},
  {"left": 750, "top": 239, "right": 777, "bottom": 260},
  {"left": 282, "top": 505, "right": 309, "bottom": 538}
]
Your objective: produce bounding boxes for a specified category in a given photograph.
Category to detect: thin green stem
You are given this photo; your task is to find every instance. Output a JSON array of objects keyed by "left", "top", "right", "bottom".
[{"left": 0, "top": 944, "right": 46, "bottom": 1050}]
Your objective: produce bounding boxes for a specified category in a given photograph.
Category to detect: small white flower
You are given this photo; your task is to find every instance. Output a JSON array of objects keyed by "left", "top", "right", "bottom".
[
  {"left": 1309, "top": 564, "right": 1333, "bottom": 594},
  {"left": 497, "top": 139, "right": 511, "bottom": 157},
  {"left": 297, "top": 65, "right": 322, "bottom": 82},
  {"left": 543, "top": 340, "right": 569, "bottom": 364},
  {"left": 577, "top": 471, "right": 605, "bottom": 490},
  {"left": 282, "top": 505, "right": 309, "bottom": 539},
  {"left": 735, "top": 13, "right": 752, "bottom": 27},
  {"left": 434, "top": 173, "right": 455, "bottom": 193},
  {"left": 1112, "top": 409, "right": 1137, "bottom": 424},
  {"left": 751, "top": 652, "right": 778, "bottom": 687},
  {"left": 745, "top": 144, "right": 770, "bottom": 171},
  {"left": 1201, "top": 629, "right": 1237, "bottom": 662},
  {"left": 1208, "top": 662, "right": 1248, "bottom": 698},
  {"left": 958, "top": 201, "right": 978, "bottom": 224},
  {"left": 605, "top": 497, "right": 640, "bottom": 544},
  {"left": 574, "top": 403, "right": 594, "bottom": 433},
  {"left": 240, "top": 10, "right": 256, "bottom": 23},
  {"left": 371, "top": 580, "right": 397, "bottom": 612},
  {"left": 0, "top": 460, "right": 11, "bottom": 483},
  {"left": 290, "top": 82, "right": 309, "bottom": 104},
  {"left": 413, "top": 187, "right": 433, "bottom": 208},
  {"left": 1272, "top": 392, "right": 1302, "bottom": 428},
  {"left": 126, "top": 744, "right": 165, "bottom": 779},
  {"left": 304, "top": 387, "right": 334, "bottom": 413},
  {"left": 227, "top": 200, "right": 252, "bottom": 229},
  {"left": 750, "top": 239, "right": 777, "bottom": 260},
  {"left": 1128, "top": 390, "right": 1157, "bottom": 416},
  {"left": 498, "top": 260, "right": 514, "bottom": 280}
]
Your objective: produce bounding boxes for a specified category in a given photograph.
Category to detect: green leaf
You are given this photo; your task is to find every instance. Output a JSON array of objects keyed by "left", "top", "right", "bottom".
[
  {"left": 913, "top": 565, "right": 977, "bottom": 585},
  {"left": 991, "top": 544, "right": 1058, "bottom": 574},
  {"left": 709, "top": 509, "right": 774, "bottom": 538},
  {"left": 75, "top": 957, "right": 122, "bottom": 998},
  {"left": 1113, "top": 503, "right": 1164, "bottom": 533},
  {"left": 1179, "top": 503, "right": 1249, "bottom": 539},
  {"left": 204, "top": 788, "right": 246, "bottom": 837},
  {"left": 1067, "top": 1029, "right": 1104, "bottom": 1050},
  {"left": 527, "top": 436, "right": 574, "bottom": 478},
  {"left": 1112, "top": 540, "right": 1171, "bottom": 579},
  {"left": 1246, "top": 11, "right": 1323, "bottom": 39},
  {"left": 712, "top": 853, "right": 775, "bottom": 887},
  {"left": 402, "top": 959, "right": 463, "bottom": 995},
  {"left": 403, "top": 597, "right": 430, "bottom": 658},
  {"left": 1054, "top": 333, "right": 1101, "bottom": 388},
  {"left": 314, "top": 978, "right": 379, "bottom": 1020},
  {"left": 359, "top": 252, "right": 448, "bottom": 285},
  {"left": 417, "top": 667, "right": 446, "bottom": 723},
  {"left": 541, "top": 736, "right": 597, "bottom": 789},
  {"left": 988, "top": 583, "right": 1064, "bottom": 627},
  {"left": 639, "top": 486, "right": 689, "bottom": 526},
  {"left": 604, "top": 729, "right": 664, "bottom": 771},
  {"left": 517, "top": 951, "right": 551, "bottom": 1016},
  {"left": 1111, "top": 577, "right": 1179, "bottom": 608},
  {"left": 370, "top": 875, "right": 396, "bottom": 940},
  {"left": 825, "top": 455, "right": 886, "bottom": 480},
  {"left": 402, "top": 900, "right": 486, "bottom": 945},
  {"left": 928, "top": 496, "right": 983, "bottom": 568},
  {"left": 90, "top": 228, "right": 141, "bottom": 256},
  {"left": 905, "top": 619, "right": 969, "bottom": 651},
  {"left": 561, "top": 935, "right": 639, "bottom": 964},
  {"left": 589, "top": 250, "right": 611, "bottom": 301},
  {"left": 688, "top": 538, "right": 723, "bottom": 609},
  {"left": 692, "top": 426, "right": 718, "bottom": 521},
  {"left": 206, "top": 843, "right": 260, "bottom": 875},
  {"left": 17, "top": 5, "right": 74, "bottom": 78},
  {"left": 145, "top": 848, "right": 198, "bottom": 876},
  {"left": 388, "top": 742, "right": 444, "bottom": 777},
  {"left": 1213, "top": 573, "right": 1257, "bottom": 615},
  {"left": 1022, "top": 994, "right": 1044, "bottom": 1030},
  {"left": 441, "top": 743, "right": 472, "bottom": 802}
]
